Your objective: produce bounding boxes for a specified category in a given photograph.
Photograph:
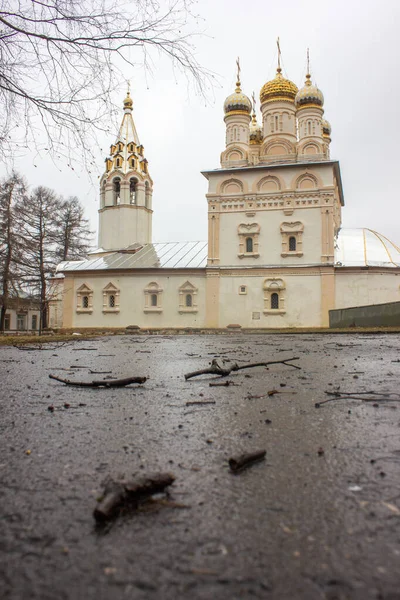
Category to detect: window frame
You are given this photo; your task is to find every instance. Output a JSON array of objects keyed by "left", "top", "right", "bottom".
[
  {"left": 280, "top": 221, "right": 304, "bottom": 257},
  {"left": 263, "top": 278, "right": 286, "bottom": 315},
  {"left": 237, "top": 223, "right": 260, "bottom": 258},
  {"left": 76, "top": 284, "right": 94, "bottom": 314},
  {"left": 102, "top": 283, "right": 120, "bottom": 313},
  {"left": 144, "top": 282, "right": 163, "bottom": 313},
  {"left": 178, "top": 281, "right": 198, "bottom": 314}
]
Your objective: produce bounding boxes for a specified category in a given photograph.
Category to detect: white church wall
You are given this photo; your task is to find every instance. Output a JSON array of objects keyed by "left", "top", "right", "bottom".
[
  {"left": 335, "top": 270, "right": 400, "bottom": 309},
  {"left": 65, "top": 273, "right": 207, "bottom": 328},
  {"left": 218, "top": 208, "right": 322, "bottom": 266},
  {"left": 206, "top": 164, "right": 335, "bottom": 195},
  {"left": 98, "top": 206, "right": 152, "bottom": 250},
  {"left": 217, "top": 272, "right": 322, "bottom": 328}
]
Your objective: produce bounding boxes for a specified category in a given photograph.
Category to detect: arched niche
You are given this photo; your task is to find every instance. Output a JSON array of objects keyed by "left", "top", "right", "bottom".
[
  {"left": 220, "top": 178, "right": 244, "bottom": 195},
  {"left": 256, "top": 176, "right": 282, "bottom": 193}
]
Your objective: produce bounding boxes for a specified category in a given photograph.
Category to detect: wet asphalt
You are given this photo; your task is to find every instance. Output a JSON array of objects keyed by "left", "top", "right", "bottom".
[{"left": 1, "top": 333, "right": 400, "bottom": 600}]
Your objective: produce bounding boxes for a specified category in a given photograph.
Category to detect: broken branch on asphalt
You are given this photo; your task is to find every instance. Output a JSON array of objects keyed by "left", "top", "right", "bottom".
[
  {"left": 247, "top": 389, "right": 297, "bottom": 399},
  {"left": 229, "top": 449, "right": 266, "bottom": 473},
  {"left": 184, "top": 357, "right": 300, "bottom": 380},
  {"left": 185, "top": 400, "right": 216, "bottom": 406},
  {"left": 209, "top": 380, "right": 240, "bottom": 387},
  {"left": 315, "top": 390, "right": 400, "bottom": 407},
  {"left": 94, "top": 472, "right": 175, "bottom": 522},
  {"left": 49, "top": 374, "right": 147, "bottom": 387}
]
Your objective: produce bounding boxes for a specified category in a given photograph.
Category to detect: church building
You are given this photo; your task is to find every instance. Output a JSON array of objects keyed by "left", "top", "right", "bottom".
[{"left": 54, "top": 58, "right": 400, "bottom": 330}]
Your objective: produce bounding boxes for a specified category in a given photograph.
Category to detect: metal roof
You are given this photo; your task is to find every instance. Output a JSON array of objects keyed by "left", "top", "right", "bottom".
[
  {"left": 58, "top": 241, "right": 208, "bottom": 272},
  {"left": 335, "top": 229, "right": 400, "bottom": 267},
  {"left": 57, "top": 230, "right": 400, "bottom": 273}
]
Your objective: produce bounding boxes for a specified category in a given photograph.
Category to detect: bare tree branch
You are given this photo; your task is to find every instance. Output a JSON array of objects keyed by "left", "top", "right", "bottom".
[{"left": 0, "top": 0, "right": 213, "bottom": 167}]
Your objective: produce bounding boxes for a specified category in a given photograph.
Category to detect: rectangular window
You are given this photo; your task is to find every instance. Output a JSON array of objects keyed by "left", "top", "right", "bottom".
[
  {"left": 31, "top": 315, "right": 38, "bottom": 330},
  {"left": 17, "top": 314, "right": 26, "bottom": 331},
  {"left": 4, "top": 314, "right": 10, "bottom": 330}
]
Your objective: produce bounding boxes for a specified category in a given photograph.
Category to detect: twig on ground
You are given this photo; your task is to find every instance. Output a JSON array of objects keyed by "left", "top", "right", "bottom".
[
  {"left": 247, "top": 389, "right": 297, "bottom": 399},
  {"left": 185, "top": 400, "right": 216, "bottom": 406},
  {"left": 185, "top": 357, "right": 300, "bottom": 380},
  {"left": 72, "top": 348, "right": 97, "bottom": 351},
  {"left": 315, "top": 390, "right": 400, "bottom": 407},
  {"left": 94, "top": 472, "right": 175, "bottom": 522},
  {"left": 209, "top": 380, "right": 240, "bottom": 387},
  {"left": 229, "top": 450, "right": 266, "bottom": 473},
  {"left": 49, "top": 374, "right": 146, "bottom": 388}
]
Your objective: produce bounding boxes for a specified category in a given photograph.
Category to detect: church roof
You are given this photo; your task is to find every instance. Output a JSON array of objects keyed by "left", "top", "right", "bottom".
[
  {"left": 335, "top": 229, "right": 400, "bottom": 267},
  {"left": 58, "top": 241, "right": 208, "bottom": 272},
  {"left": 57, "top": 230, "right": 400, "bottom": 273},
  {"left": 116, "top": 99, "right": 140, "bottom": 147}
]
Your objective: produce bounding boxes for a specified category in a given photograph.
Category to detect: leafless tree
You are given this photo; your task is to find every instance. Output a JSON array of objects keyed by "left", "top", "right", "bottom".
[
  {"left": 0, "top": 172, "right": 27, "bottom": 331},
  {"left": 15, "top": 186, "right": 63, "bottom": 330},
  {"left": 0, "top": 0, "right": 211, "bottom": 167},
  {"left": 57, "top": 196, "right": 93, "bottom": 261}
]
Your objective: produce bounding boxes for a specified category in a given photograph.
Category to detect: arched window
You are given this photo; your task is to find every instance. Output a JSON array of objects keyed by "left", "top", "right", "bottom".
[
  {"left": 289, "top": 236, "right": 297, "bottom": 251},
  {"left": 144, "top": 282, "right": 163, "bottom": 312},
  {"left": 178, "top": 281, "right": 198, "bottom": 313},
  {"left": 130, "top": 178, "right": 137, "bottom": 204},
  {"left": 271, "top": 293, "right": 279, "bottom": 309},
  {"left": 76, "top": 284, "right": 93, "bottom": 313},
  {"left": 246, "top": 237, "right": 253, "bottom": 253},
  {"left": 130, "top": 158, "right": 135, "bottom": 169},
  {"left": 109, "top": 295, "right": 115, "bottom": 308},
  {"left": 308, "top": 121, "right": 312, "bottom": 135},
  {"left": 275, "top": 115, "right": 279, "bottom": 131},
  {"left": 113, "top": 178, "right": 121, "bottom": 205},
  {"left": 145, "top": 182, "right": 150, "bottom": 208}
]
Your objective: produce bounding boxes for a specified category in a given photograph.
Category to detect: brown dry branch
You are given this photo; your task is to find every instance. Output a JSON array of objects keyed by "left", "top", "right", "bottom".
[
  {"left": 229, "top": 450, "right": 266, "bottom": 473},
  {"left": 315, "top": 390, "right": 400, "bottom": 408},
  {"left": 185, "top": 400, "right": 216, "bottom": 406},
  {"left": 94, "top": 472, "right": 175, "bottom": 522},
  {"left": 49, "top": 374, "right": 146, "bottom": 387},
  {"left": 13, "top": 342, "right": 70, "bottom": 351},
  {"left": 209, "top": 380, "right": 240, "bottom": 387},
  {"left": 247, "top": 389, "right": 297, "bottom": 399},
  {"left": 184, "top": 357, "right": 300, "bottom": 380}
]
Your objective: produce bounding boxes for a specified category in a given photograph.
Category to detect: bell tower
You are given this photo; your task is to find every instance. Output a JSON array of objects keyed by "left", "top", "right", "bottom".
[{"left": 98, "top": 90, "right": 153, "bottom": 251}]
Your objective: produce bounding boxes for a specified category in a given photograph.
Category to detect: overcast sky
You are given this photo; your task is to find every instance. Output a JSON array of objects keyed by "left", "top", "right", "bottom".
[{"left": 2, "top": 0, "right": 400, "bottom": 247}]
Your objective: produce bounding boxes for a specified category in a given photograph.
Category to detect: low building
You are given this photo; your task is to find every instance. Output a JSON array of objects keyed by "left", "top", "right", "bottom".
[{"left": 0, "top": 296, "right": 41, "bottom": 332}]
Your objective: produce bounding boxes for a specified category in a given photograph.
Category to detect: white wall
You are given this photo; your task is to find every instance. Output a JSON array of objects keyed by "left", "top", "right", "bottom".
[{"left": 335, "top": 270, "right": 400, "bottom": 308}]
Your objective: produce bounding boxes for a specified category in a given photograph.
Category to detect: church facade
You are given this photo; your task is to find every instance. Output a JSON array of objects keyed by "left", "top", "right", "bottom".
[{"left": 54, "top": 62, "right": 400, "bottom": 330}]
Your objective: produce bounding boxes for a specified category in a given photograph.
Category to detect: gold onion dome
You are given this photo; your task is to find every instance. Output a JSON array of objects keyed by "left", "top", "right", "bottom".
[
  {"left": 260, "top": 68, "right": 298, "bottom": 105},
  {"left": 123, "top": 91, "right": 133, "bottom": 109},
  {"left": 249, "top": 112, "right": 262, "bottom": 144},
  {"left": 224, "top": 79, "right": 252, "bottom": 115},
  {"left": 322, "top": 118, "right": 331, "bottom": 137},
  {"left": 295, "top": 74, "right": 324, "bottom": 108}
]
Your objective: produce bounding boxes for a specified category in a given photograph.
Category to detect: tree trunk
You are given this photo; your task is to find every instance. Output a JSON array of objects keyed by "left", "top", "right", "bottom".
[{"left": 0, "top": 185, "right": 14, "bottom": 332}]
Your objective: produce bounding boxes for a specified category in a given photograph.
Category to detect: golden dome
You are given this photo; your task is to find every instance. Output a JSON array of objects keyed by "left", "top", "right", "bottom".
[
  {"left": 123, "top": 91, "right": 133, "bottom": 109},
  {"left": 249, "top": 112, "right": 262, "bottom": 144},
  {"left": 322, "top": 118, "right": 331, "bottom": 137},
  {"left": 295, "top": 74, "right": 324, "bottom": 108},
  {"left": 260, "top": 68, "right": 298, "bottom": 105},
  {"left": 224, "top": 80, "right": 252, "bottom": 116}
]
